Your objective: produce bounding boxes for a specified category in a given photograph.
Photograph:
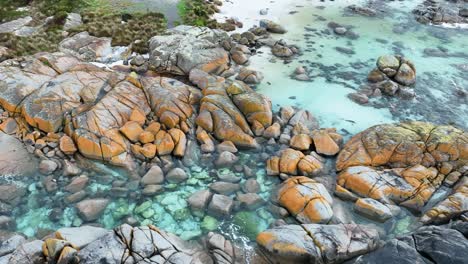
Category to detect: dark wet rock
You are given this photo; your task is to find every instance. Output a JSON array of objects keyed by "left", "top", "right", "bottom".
[
  {"left": 149, "top": 25, "right": 229, "bottom": 75},
  {"left": 76, "top": 198, "right": 110, "bottom": 222},
  {"left": 349, "top": 225, "right": 468, "bottom": 264},
  {"left": 257, "top": 223, "right": 380, "bottom": 264},
  {"left": 208, "top": 194, "right": 234, "bottom": 217},
  {"left": 0, "top": 133, "right": 38, "bottom": 177}
]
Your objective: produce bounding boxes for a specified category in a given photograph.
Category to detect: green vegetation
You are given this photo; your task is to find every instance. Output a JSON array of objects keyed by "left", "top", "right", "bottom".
[
  {"left": 177, "top": 0, "right": 219, "bottom": 27},
  {"left": 0, "top": 0, "right": 30, "bottom": 23}
]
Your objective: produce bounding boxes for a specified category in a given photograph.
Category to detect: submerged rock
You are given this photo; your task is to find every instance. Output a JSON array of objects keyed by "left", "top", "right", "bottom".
[
  {"left": 76, "top": 198, "right": 110, "bottom": 222},
  {"left": 257, "top": 224, "right": 380, "bottom": 264}
]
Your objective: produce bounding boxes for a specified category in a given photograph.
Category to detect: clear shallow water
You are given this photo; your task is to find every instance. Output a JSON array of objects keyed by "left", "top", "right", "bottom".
[
  {"left": 4, "top": 0, "right": 468, "bottom": 249},
  {"left": 248, "top": 0, "right": 467, "bottom": 134}
]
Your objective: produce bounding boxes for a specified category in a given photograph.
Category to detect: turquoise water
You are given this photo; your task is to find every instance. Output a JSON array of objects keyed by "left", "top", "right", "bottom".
[
  {"left": 5, "top": 0, "right": 468, "bottom": 247},
  {"left": 251, "top": 0, "right": 467, "bottom": 134}
]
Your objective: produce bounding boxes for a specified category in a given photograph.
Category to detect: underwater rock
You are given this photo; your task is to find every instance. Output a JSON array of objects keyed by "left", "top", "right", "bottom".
[
  {"left": 76, "top": 198, "right": 110, "bottom": 222},
  {"left": 149, "top": 25, "right": 230, "bottom": 75},
  {"left": 259, "top": 19, "right": 287, "bottom": 34},
  {"left": 208, "top": 194, "right": 234, "bottom": 217},
  {"left": 413, "top": 0, "right": 468, "bottom": 25},
  {"left": 166, "top": 168, "right": 188, "bottom": 183},
  {"left": 276, "top": 176, "right": 333, "bottom": 224},
  {"left": 257, "top": 223, "right": 380, "bottom": 264},
  {"left": 335, "top": 121, "right": 468, "bottom": 217},
  {"left": 188, "top": 189, "right": 213, "bottom": 212}
]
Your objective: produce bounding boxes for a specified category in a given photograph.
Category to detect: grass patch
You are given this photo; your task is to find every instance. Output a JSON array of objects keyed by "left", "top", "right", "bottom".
[
  {"left": 0, "top": 0, "right": 30, "bottom": 23},
  {"left": 176, "top": 0, "right": 219, "bottom": 27}
]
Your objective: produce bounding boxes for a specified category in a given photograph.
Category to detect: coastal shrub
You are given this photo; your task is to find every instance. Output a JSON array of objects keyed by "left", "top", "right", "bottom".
[
  {"left": 0, "top": 0, "right": 30, "bottom": 22},
  {"left": 177, "top": 0, "right": 219, "bottom": 28}
]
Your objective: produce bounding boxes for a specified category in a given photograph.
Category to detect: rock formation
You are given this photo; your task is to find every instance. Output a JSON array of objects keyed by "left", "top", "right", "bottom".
[{"left": 335, "top": 121, "right": 468, "bottom": 222}]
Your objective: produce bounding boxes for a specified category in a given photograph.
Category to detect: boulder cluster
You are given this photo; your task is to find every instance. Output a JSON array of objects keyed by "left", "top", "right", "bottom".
[
  {"left": 335, "top": 121, "right": 467, "bottom": 223},
  {"left": 349, "top": 55, "right": 417, "bottom": 104}
]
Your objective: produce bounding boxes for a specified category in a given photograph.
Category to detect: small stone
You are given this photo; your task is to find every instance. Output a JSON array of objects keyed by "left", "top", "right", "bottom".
[
  {"left": 188, "top": 189, "right": 213, "bottom": 212},
  {"left": 64, "top": 175, "right": 89, "bottom": 193},
  {"left": 290, "top": 134, "right": 312, "bottom": 150},
  {"left": 59, "top": 136, "right": 77, "bottom": 155},
  {"left": 216, "top": 141, "right": 238, "bottom": 153},
  {"left": 139, "top": 131, "right": 155, "bottom": 144},
  {"left": 237, "top": 193, "right": 265, "bottom": 210},
  {"left": 120, "top": 121, "right": 144, "bottom": 142},
  {"left": 142, "top": 184, "right": 163, "bottom": 196},
  {"left": 129, "top": 108, "right": 146, "bottom": 126},
  {"left": 39, "top": 160, "right": 58, "bottom": 175},
  {"left": 263, "top": 123, "right": 281, "bottom": 139},
  {"left": 334, "top": 27, "right": 347, "bottom": 35},
  {"left": 242, "top": 179, "right": 260, "bottom": 193}
]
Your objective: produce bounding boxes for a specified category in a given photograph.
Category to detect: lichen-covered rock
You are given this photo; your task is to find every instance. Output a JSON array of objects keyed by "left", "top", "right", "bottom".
[
  {"left": 197, "top": 79, "right": 272, "bottom": 148},
  {"left": 276, "top": 176, "right": 333, "bottom": 224},
  {"left": 257, "top": 224, "right": 380, "bottom": 264},
  {"left": 336, "top": 122, "right": 468, "bottom": 216},
  {"left": 336, "top": 122, "right": 468, "bottom": 171},
  {"left": 267, "top": 148, "right": 324, "bottom": 176},
  {"left": 421, "top": 176, "right": 468, "bottom": 225},
  {"left": 149, "top": 25, "right": 230, "bottom": 75},
  {"left": 311, "top": 128, "right": 342, "bottom": 156}
]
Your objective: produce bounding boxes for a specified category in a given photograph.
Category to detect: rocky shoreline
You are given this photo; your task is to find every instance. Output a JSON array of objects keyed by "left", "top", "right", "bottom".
[{"left": 0, "top": 0, "right": 467, "bottom": 263}]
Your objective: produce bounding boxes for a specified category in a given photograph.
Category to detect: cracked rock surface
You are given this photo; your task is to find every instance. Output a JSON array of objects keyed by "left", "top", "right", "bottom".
[
  {"left": 256, "top": 223, "right": 380, "bottom": 264},
  {"left": 335, "top": 121, "right": 467, "bottom": 221}
]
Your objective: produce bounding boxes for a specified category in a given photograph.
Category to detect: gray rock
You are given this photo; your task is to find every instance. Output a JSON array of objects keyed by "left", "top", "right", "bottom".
[
  {"left": 188, "top": 189, "right": 213, "bottom": 212},
  {"left": 215, "top": 151, "right": 239, "bottom": 168},
  {"left": 209, "top": 182, "right": 240, "bottom": 195},
  {"left": 0, "top": 16, "right": 32, "bottom": 34},
  {"left": 208, "top": 194, "right": 234, "bottom": 217},
  {"left": 64, "top": 175, "right": 89, "bottom": 193},
  {"left": 59, "top": 32, "right": 112, "bottom": 62},
  {"left": 142, "top": 184, "right": 163, "bottom": 196},
  {"left": 76, "top": 198, "right": 109, "bottom": 221},
  {"left": 334, "top": 27, "right": 348, "bottom": 35},
  {"left": 0, "top": 234, "right": 25, "bottom": 257},
  {"left": 0, "top": 133, "right": 38, "bottom": 177},
  {"left": 63, "top": 13, "right": 83, "bottom": 30},
  {"left": 236, "top": 193, "right": 265, "bottom": 210},
  {"left": 258, "top": 224, "right": 380, "bottom": 264},
  {"left": 354, "top": 198, "right": 393, "bottom": 222},
  {"left": 8, "top": 240, "right": 44, "bottom": 264},
  {"left": 141, "top": 165, "right": 164, "bottom": 185},
  {"left": 0, "top": 216, "right": 14, "bottom": 230},
  {"left": 57, "top": 225, "right": 109, "bottom": 248},
  {"left": 149, "top": 25, "right": 229, "bottom": 75},
  {"left": 166, "top": 168, "right": 188, "bottom": 183},
  {"left": 0, "top": 184, "right": 26, "bottom": 206},
  {"left": 63, "top": 160, "right": 82, "bottom": 176}
]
